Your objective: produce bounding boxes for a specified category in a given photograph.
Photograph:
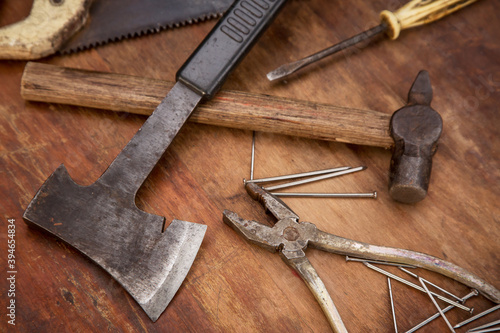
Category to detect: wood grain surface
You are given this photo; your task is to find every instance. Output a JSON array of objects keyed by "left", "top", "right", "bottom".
[
  {"left": 1, "top": 0, "right": 499, "bottom": 332},
  {"left": 20, "top": 62, "right": 393, "bottom": 148}
]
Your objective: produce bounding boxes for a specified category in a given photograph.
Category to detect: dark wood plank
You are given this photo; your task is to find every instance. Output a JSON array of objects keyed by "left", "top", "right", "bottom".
[{"left": 0, "top": 0, "right": 498, "bottom": 332}]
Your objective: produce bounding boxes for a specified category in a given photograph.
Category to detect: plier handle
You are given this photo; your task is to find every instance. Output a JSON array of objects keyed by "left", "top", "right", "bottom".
[{"left": 223, "top": 182, "right": 500, "bottom": 332}]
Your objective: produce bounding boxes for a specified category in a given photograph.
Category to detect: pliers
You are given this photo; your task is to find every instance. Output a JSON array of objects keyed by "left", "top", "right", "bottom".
[{"left": 223, "top": 182, "right": 500, "bottom": 332}]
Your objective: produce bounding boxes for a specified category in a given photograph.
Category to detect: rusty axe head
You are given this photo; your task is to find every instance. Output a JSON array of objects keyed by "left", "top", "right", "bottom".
[
  {"left": 23, "top": 163, "right": 207, "bottom": 321},
  {"left": 389, "top": 70, "right": 443, "bottom": 204}
]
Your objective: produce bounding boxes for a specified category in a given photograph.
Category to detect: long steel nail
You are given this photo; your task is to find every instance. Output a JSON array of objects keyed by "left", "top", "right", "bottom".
[
  {"left": 468, "top": 320, "right": 500, "bottom": 332},
  {"left": 346, "top": 256, "right": 416, "bottom": 268},
  {"left": 364, "top": 263, "right": 472, "bottom": 312},
  {"left": 467, "top": 327, "right": 500, "bottom": 333},
  {"left": 419, "top": 278, "right": 456, "bottom": 332},
  {"left": 399, "top": 267, "right": 463, "bottom": 302},
  {"left": 264, "top": 166, "right": 366, "bottom": 191},
  {"left": 245, "top": 166, "right": 351, "bottom": 184},
  {"left": 454, "top": 304, "right": 500, "bottom": 329},
  {"left": 405, "top": 290, "right": 478, "bottom": 333},
  {"left": 250, "top": 131, "right": 255, "bottom": 180},
  {"left": 388, "top": 278, "right": 398, "bottom": 333},
  {"left": 272, "top": 191, "right": 377, "bottom": 198}
]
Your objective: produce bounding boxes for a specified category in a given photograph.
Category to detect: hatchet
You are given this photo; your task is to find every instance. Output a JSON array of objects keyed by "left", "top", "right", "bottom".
[{"left": 23, "top": 0, "right": 287, "bottom": 322}]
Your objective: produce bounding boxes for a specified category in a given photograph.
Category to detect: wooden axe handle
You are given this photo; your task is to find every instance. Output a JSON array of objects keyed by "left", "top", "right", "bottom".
[{"left": 21, "top": 62, "right": 392, "bottom": 148}]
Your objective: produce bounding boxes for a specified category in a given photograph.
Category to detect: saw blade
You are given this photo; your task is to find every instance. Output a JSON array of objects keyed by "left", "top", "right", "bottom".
[{"left": 59, "top": 0, "right": 234, "bottom": 54}]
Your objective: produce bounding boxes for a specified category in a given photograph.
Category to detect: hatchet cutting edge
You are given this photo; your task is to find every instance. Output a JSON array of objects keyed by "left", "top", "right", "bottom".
[{"left": 23, "top": 0, "right": 287, "bottom": 321}]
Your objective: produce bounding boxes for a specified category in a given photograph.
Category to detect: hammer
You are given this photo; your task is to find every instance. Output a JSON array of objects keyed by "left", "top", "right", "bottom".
[
  {"left": 389, "top": 70, "right": 442, "bottom": 203},
  {"left": 21, "top": 64, "right": 442, "bottom": 202}
]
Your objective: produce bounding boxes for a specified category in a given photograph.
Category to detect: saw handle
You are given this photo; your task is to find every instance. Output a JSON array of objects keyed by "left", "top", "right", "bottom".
[
  {"left": 380, "top": 0, "right": 479, "bottom": 39},
  {"left": 177, "top": 0, "right": 287, "bottom": 99},
  {"left": 0, "top": 0, "right": 91, "bottom": 59}
]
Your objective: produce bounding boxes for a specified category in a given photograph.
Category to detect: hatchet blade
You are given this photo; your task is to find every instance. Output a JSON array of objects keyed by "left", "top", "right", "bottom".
[{"left": 23, "top": 164, "right": 207, "bottom": 321}]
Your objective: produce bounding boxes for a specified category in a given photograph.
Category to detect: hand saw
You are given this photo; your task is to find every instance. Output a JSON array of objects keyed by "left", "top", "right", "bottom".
[{"left": 0, "top": 0, "right": 234, "bottom": 60}]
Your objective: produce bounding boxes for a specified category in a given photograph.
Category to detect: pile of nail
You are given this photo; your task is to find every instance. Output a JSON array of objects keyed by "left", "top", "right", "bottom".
[{"left": 346, "top": 257, "right": 500, "bottom": 332}]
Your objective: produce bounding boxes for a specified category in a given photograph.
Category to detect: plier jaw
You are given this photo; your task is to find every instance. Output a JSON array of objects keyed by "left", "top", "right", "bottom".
[
  {"left": 224, "top": 182, "right": 319, "bottom": 260},
  {"left": 223, "top": 209, "right": 318, "bottom": 260},
  {"left": 244, "top": 182, "right": 299, "bottom": 221}
]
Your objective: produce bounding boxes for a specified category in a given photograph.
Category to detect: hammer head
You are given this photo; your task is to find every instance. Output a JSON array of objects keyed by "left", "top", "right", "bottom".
[
  {"left": 389, "top": 71, "right": 443, "bottom": 204},
  {"left": 23, "top": 164, "right": 207, "bottom": 321}
]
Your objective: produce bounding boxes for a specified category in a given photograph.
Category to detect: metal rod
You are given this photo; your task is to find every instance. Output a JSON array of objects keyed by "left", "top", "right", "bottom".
[
  {"left": 468, "top": 320, "right": 500, "bottom": 332},
  {"left": 245, "top": 166, "right": 351, "bottom": 184},
  {"left": 399, "top": 267, "right": 463, "bottom": 302},
  {"left": 467, "top": 327, "right": 500, "bottom": 333},
  {"left": 267, "top": 24, "right": 387, "bottom": 81},
  {"left": 405, "top": 290, "right": 478, "bottom": 333},
  {"left": 454, "top": 305, "right": 500, "bottom": 329},
  {"left": 364, "top": 263, "right": 472, "bottom": 312},
  {"left": 419, "top": 278, "right": 456, "bottom": 332},
  {"left": 388, "top": 278, "right": 398, "bottom": 333},
  {"left": 346, "top": 256, "right": 416, "bottom": 269},
  {"left": 264, "top": 166, "right": 366, "bottom": 191},
  {"left": 272, "top": 191, "right": 377, "bottom": 198},
  {"left": 250, "top": 131, "right": 255, "bottom": 180}
]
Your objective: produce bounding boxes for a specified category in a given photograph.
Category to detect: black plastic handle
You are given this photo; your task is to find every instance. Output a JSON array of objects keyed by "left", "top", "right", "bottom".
[{"left": 176, "top": 0, "right": 287, "bottom": 99}]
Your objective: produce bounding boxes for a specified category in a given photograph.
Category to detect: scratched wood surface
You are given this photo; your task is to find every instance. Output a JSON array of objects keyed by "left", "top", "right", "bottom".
[{"left": 0, "top": 0, "right": 499, "bottom": 332}]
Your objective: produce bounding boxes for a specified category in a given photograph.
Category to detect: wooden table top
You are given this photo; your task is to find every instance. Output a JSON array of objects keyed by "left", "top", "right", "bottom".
[{"left": 1, "top": 0, "right": 498, "bottom": 332}]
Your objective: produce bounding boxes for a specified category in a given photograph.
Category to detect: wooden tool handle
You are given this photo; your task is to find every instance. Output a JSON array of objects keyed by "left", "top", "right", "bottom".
[
  {"left": 380, "top": 0, "right": 479, "bottom": 39},
  {"left": 0, "top": 0, "right": 91, "bottom": 59},
  {"left": 21, "top": 62, "right": 393, "bottom": 148}
]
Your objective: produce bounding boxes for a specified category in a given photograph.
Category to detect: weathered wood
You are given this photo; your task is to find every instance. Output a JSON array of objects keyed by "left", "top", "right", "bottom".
[
  {"left": 21, "top": 62, "right": 393, "bottom": 148},
  {"left": 0, "top": 0, "right": 91, "bottom": 59},
  {"left": 1, "top": 0, "right": 499, "bottom": 332}
]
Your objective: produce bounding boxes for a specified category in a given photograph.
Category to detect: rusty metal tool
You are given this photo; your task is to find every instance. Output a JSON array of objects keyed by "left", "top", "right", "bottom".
[
  {"left": 267, "top": 0, "right": 479, "bottom": 80},
  {"left": 389, "top": 70, "right": 442, "bottom": 203},
  {"left": 0, "top": 0, "right": 233, "bottom": 59},
  {"left": 24, "top": 0, "right": 287, "bottom": 322},
  {"left": 223, "top": 182, "right": 500, "bottom": 332}
]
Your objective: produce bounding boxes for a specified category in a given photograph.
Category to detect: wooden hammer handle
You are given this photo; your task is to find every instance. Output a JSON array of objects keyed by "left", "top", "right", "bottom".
[{"left": 21, "top": 62, "right": 392, "bottom": 148}]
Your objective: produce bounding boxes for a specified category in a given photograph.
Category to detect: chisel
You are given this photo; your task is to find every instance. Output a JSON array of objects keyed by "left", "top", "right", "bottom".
[{"left": 267, "top": 0, "right": 479, "bottom": 81}]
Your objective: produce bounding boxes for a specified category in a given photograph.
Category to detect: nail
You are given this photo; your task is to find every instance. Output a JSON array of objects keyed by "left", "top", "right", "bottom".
[
  {"left": 467, "top": 327, "right": 500, "bottom": 333},
  {"left": 250, "top": 131, "right": 255, "bottom": 180},
  {"left": 388, "top": 278, "right": 398, "bottom": 333},
  {"left": 468, "top": 319, "right": 500, "bottom": 332},
  {"left": 419, "top": 278, "right": 456, "bottom": 332},
  {"left": 272, "top": 191, "right": 377, "bottom": 198},
  {"left": 346, "top": 256, "right": 416, "bottom": 268},
  {"left": 363, "top": 263, "right": 472, "bottom": 312},
  {"left": 399, "top": 267, "right": 463, "bottom": 302},
  {"left": 245, "top": 166, "right": 351, "bottom": 184},
  {"left": 405, "top": 290, "right": 478, "bottom": 333},
  {"left": 454, "top": 304, "right": 500, "bottom": 329},
  {"left": 264, "top": 166, "right": 366, "bottom": 191}
]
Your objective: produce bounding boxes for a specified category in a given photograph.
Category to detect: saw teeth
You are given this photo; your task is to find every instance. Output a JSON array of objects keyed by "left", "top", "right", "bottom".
[{"left": 60, "top": 12, "right": 225, "bottom": 55}]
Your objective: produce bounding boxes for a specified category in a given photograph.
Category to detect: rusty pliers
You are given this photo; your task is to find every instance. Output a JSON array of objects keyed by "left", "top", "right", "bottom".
[{"left": 223, "top": 182, "right": 500, "bottom": 332}]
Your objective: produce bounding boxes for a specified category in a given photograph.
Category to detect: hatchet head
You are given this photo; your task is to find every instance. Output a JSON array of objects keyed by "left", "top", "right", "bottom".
[{"left": 23, "top": 164, "right": 207, "bottom": 321}]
